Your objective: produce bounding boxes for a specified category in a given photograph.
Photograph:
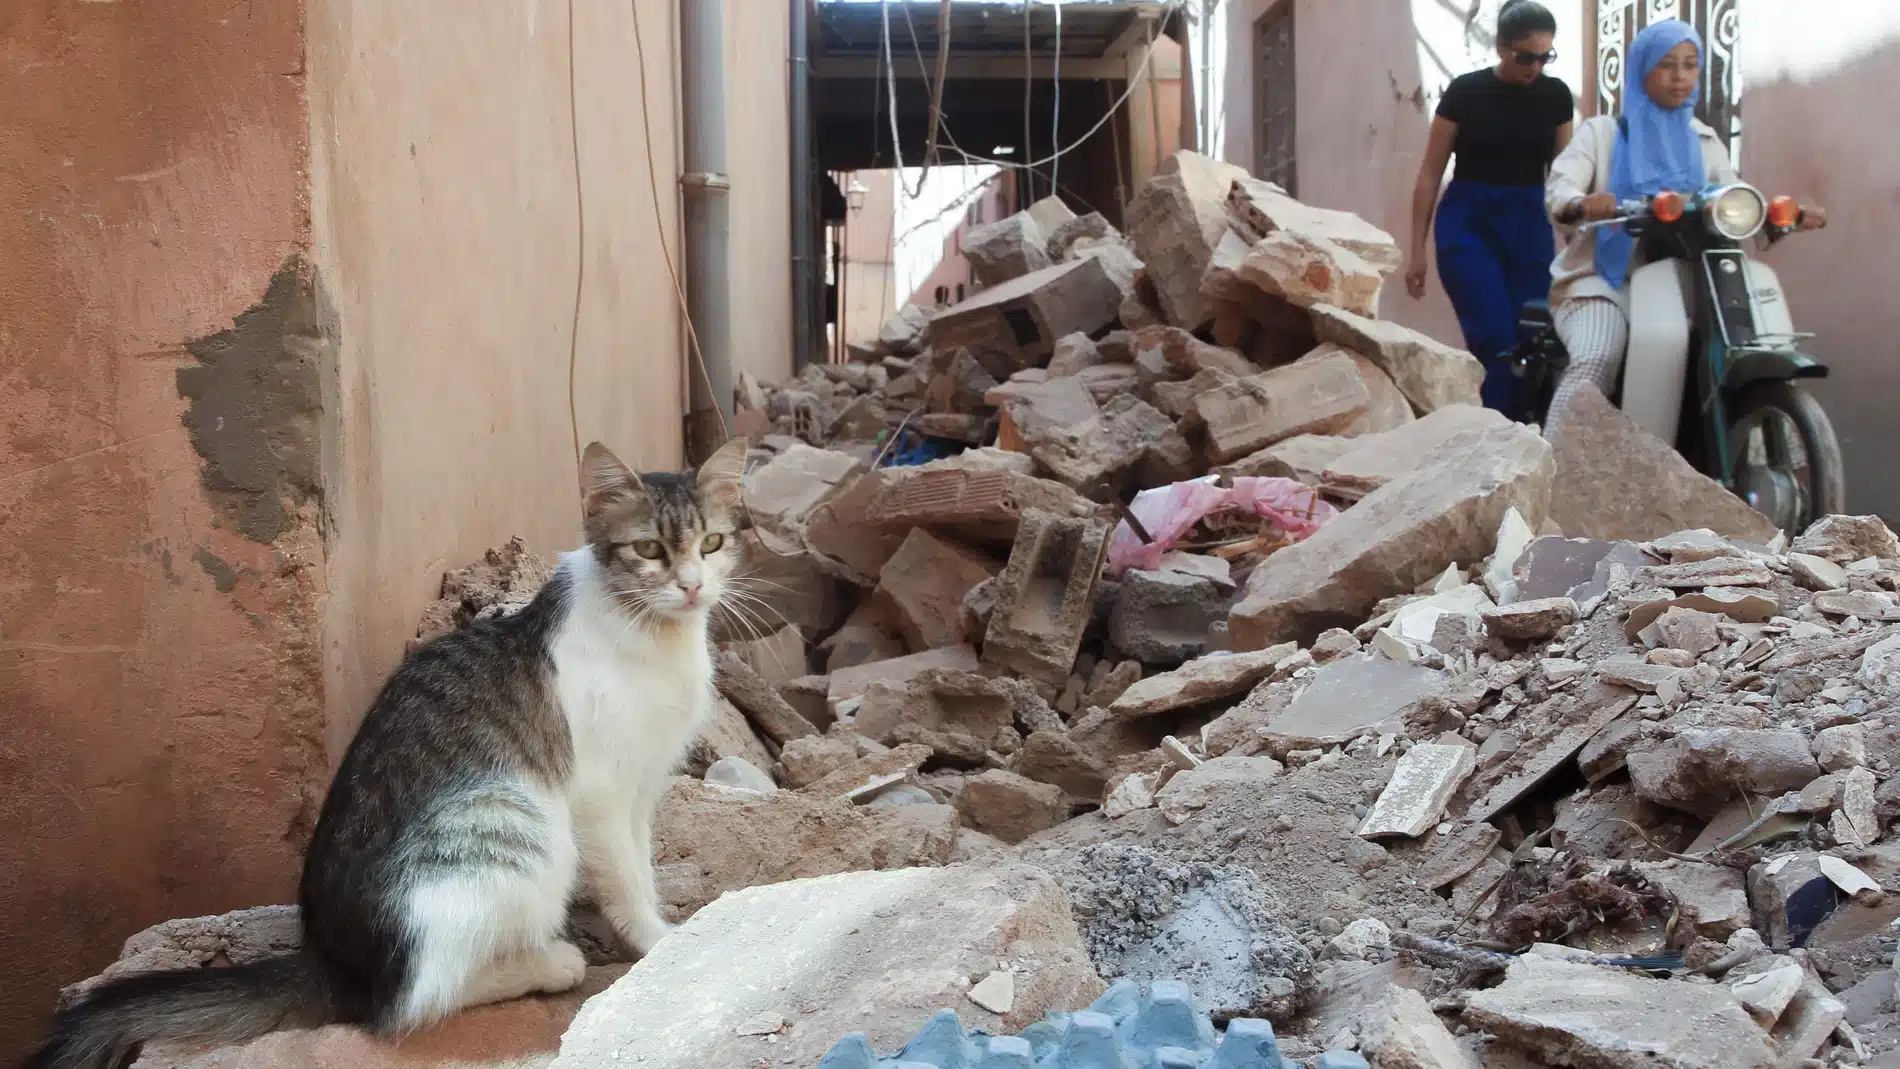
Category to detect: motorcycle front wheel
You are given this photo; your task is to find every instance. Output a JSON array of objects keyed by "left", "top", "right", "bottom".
[{"left": 1726, "top": 381, "right": 1846, "bottom": 536}]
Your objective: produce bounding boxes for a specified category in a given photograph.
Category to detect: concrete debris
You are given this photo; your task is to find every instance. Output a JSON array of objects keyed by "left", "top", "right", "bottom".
[
  {"left": 1549, "top": 384, "right": 1782, "bottom": 544},
  {"left": 1309, "top": 304, "right": 1485, "bottom": 415},
  {"left": 1057, "top": 844, "right": 1314, "bottom": 1022},
  {"left": 143, "top": 176, "right": 1900, "bottom": 1069},
  {"left": 872, "top": 527, "right": 1001, "bottom": 650},
  {"left": 1793, "top": 513, "right": 1900, "bottom": 565},
  {"left": 955, "top": 769, "right": 1071, "bottom": 844},
  {"left": 1356, "top": 742, "right": 1476, "bottom": 839},
  {"left": 552, "top": 865, "right": 1103, "bottom": 1068},
  {"left": 1229, "top": 423, "right": 1553, "bottom": 649},
  {"left": 1111, "top": 645, "right": 1299, "bottom": 719},
  {"left": 1463, "top": 955, "right": 1775, "bottom": 1069}
]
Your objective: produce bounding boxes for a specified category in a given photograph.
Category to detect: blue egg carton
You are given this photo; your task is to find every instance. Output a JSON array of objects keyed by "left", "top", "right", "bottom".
[{"left": 816, "top": 978, "right": 1370, "bottom": 1069}]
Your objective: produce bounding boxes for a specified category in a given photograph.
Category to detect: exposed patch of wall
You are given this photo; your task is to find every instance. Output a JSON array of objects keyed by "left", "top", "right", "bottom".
[{"left": 178, "top": 257, "right": 325, "bottom": 543}]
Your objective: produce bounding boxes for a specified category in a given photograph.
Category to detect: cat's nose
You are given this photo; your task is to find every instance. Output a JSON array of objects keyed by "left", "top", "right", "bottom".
[{"left": 678, "top": 581, "right": 701, "bottom": 605}]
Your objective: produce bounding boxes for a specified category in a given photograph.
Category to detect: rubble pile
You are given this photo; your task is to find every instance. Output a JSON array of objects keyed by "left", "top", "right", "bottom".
[{"left": 73, "top": 155, "right": 1900, "bottom": 1068}]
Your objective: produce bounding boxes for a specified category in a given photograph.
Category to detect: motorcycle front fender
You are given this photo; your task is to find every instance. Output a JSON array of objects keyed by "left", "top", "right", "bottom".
[{"left": 1723, "top": 347, "right": 1830, "bottom": 393}]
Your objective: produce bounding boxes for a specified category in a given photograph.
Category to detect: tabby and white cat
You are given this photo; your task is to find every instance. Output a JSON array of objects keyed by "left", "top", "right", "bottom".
[{"left": 27, "top": 438, "right": 750, "bottom": 1069}]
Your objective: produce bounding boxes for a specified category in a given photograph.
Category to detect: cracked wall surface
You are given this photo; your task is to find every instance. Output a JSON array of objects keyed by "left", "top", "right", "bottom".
[{"left": 0, "top": 0, "right": 324, "bottom": 1058}]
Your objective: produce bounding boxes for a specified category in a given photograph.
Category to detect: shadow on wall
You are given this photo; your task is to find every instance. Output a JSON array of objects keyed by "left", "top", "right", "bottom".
[{"left": 1743, "top": 39, "right": 1900, "bottom": 525}]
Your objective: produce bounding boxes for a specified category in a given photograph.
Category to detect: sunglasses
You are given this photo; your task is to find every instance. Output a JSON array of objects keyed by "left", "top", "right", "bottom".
[{"left": 1511, "top": 48, "right": 1558, "bottom": 66}]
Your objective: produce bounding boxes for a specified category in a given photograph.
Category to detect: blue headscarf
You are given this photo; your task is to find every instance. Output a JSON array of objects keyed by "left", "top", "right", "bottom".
[{"left": 1597, "top": 19, "right": 1705, "bottom": 289}]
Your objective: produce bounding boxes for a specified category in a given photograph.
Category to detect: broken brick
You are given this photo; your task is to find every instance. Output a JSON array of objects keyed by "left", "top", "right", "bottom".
[
  {"left": 1193, "top": 348, "right": 1372, "bottom": 464},
  {"left": 1235, "top": 229, "right": 1385, "bottom": 318},
  {"left": 1226, "top": 176, "right": 1404, "bottom": 273},
  {"left": 1124, "top": 150, "right": 1252, "bottom": 330},
  {"left": 1310, "top": 303, "right": 1484, "bottom": 414},
  {"left": 984, "top": 509, "right": 1112, "bottom": 686},
  {"left": 953, "top": 769, "right": 1069, "bottom": 844},
  {"left": 863, "top": 465, "right": 1097, "bottom": 550},
  {"left": 925, "top": 256, "right": 1125, "bottom": 371},
  {"left": 871, "top": 529, "right": 1001, "bottom": 651},
  {"left": 962, "top": 211, "right": 1052, "bottom": 287}
]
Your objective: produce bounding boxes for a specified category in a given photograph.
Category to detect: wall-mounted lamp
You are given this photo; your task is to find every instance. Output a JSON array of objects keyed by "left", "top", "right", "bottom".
[{"left": 846, "top": 177, "right": 868, "bottom": 213}]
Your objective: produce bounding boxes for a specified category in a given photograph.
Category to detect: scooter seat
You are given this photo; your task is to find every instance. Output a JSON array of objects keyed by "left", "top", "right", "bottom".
[{"left": 1518, "top": 298, "right": 1552, "bottom": 326}]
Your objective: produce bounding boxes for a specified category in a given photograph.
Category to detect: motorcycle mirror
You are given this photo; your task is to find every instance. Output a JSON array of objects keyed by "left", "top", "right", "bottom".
[
  {"left": 1652, "top": 191, "right": 1686, "bottom": 223},
  {"left": 1768, "top": 195, "right": 1800, "bottom": 229}
]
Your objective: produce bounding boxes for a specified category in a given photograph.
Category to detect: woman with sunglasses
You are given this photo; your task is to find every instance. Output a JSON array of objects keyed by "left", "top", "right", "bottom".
[{"left": 1405, "top": 0, "right": 1575, "bottom": 419}]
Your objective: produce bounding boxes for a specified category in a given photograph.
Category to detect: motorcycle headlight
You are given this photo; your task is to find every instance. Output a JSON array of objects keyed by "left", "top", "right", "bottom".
[{"left": 1706, "top": 184, "right": 1767, "bottom": 240}]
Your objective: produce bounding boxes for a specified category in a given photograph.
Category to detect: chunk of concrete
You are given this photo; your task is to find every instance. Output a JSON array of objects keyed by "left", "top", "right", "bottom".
[
  {"left": 1338, "top": 351, "right": 1418, "bottom": 437},
  {"left": 1110, "top": 567, "right": 1227, "bottom": 665},
  {"left": 1463, "top": 955, "right": 1774, "bottom": 1069},
  {"left": 652, "top": 778, "right": 955, "bottom": 919},
  {"left": 1014, "top": 729, "right": 1109, "bottom": 806},
  {"left": 1230, "top": 423, "right": 1554, "bottom": 650},
  {"left": 1549, "top": 385, "right": 1780, "bottom": 544},
  {"left": 1862, "top": 632, "right": 1900, "bottom": 690},
  {"left": 871, "top": 528, "right": 1001, "bottom": 651},
  {"left": 1310, "top": 303, "right": 1485, "bottom": 414},
  {"left": 1124, "top": 150, "right": 1252, "bottom": 330},
  {"left": 715, "top": 651, "right": 819, "bottom": 746},
  {"left": 864, "top": 465, "right": 1096, "bottom": 550},
  {"left": 1634, "top": 860, "right": 1749, "bottom": 940},
  {"left": 1235, "top": 229, "right": 1384, "bottom": 318},
  {"left": 827, "top": 646, "right": 981, "bottom": 714},
  {"left": 1259, "top": 653, "right": 1444, "bottom": 753},
  {"left": 1788, "top": 552, "right": 1849, "bottom": 591},
  {"left": 1793, "top": 514, "right": 1900, "bottom": 565},
  {"left": 1650, "top": 606, "right": 1723, "bottom": 657},
  {"left": 1193, "top": 347, "right": 1371, "bottom": 464},
  {"left": 1815, "top": 723, "right": 1868, "bottom": 772},
  {"left": 925, "top": 255, "right": 1126, "bottom": 370},
  {"left": 1642, "top": 556, "right": 1777, "bottom": 589},
  {"left": 954, "top": 769, "right": 1070, "bottom": 844},
  {"left": 1306, "top": 964, "right": 1474, "bottom": 1069},
  {"left": 1628, "top": 729, "right": 1821, "bottom": 818},
  {"left": 1026, "top": 395, "right": 1193, "bottom": 501},
  {"left": 1226, "top": 177, "right": 1404, "bottom": 272},
  {"left": 1131, "top": 323, "right": 1261, "bottom": 378},
  {"left": 963, "top": 210, "right": 1052, "bottom": 286},
  {"left": 1417, "top": 824, "right": 1504, "bottom": 891},
  {"left": 1482, "top": 597, "right": 1579, "bottom": 642},
  {"left": 549, "top": 865, "right": 1103, "bottom": 1068},
  {"left": 984, "top": 509, "right": 1112, "bottom": 685},
  {"left": 1056, "top": 843, "right": 1315, "bottom": 1022},
  {"left": 803, "top": 469, "right": 905, "bottom": 586},
  {"left": 773, "top": 734, "right": 860, "bottom": 789},
  {"left": 741, "top": 443, "right": 865, "bottom": 542},
  {"left": 1357, "top": 743, "right": 1477, "bottom": 839},
  {"left": 1111, "top": 644, "right": 1299, "bottom": 719},
  {"left": 1320, "top": 403, "right": 1508, "bottom": 501}
]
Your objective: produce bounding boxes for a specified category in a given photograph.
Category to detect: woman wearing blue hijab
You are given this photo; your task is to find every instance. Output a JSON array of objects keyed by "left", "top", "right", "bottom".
[{"left": 1541, "top": 19, "right": 1825, "bottom": 439}]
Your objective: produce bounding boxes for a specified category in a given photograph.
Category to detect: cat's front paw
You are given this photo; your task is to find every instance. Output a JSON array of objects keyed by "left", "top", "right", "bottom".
[{"left": 628, "top": 914, "right": 675, "bottom": 956}]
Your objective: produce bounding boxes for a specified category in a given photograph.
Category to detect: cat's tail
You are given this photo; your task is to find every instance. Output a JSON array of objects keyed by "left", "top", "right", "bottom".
[{"left": 21, "top": 954, "right": 341, "bottom": 1069}]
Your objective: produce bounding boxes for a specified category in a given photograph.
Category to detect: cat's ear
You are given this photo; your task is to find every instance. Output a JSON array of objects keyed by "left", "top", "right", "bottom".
[
  {"left": 696, "top": 436, "right": 749, "bottom": 508},
  {"left": 581, "top": 441, "right": 641, "bottom": 514}
]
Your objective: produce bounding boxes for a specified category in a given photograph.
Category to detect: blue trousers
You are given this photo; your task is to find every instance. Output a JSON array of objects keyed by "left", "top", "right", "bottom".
[{"left": 1434, "top": 180, "right": 1555, "bottom": 419}]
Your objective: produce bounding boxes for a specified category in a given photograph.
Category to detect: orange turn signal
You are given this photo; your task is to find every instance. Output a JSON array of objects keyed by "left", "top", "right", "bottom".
[
  {"left": 1652, "top": 191, "right": 1685, "bottom": 223},
  {"left": 1768, "top": 195, "right": 1801, "bottom": 229}
]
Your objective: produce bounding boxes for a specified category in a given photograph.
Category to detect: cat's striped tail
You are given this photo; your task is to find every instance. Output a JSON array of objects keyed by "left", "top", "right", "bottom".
[{"left": 21, "top": 955, "right": 340, "bottom": 1069}]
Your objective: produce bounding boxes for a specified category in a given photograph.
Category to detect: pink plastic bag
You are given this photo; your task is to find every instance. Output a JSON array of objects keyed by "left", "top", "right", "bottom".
[{"left": 1106, "top": 475, "right": 1336, "bottom": 577}]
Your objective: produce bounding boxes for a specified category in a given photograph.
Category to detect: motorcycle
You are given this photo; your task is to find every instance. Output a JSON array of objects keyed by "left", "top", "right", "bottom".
[{"left": 1511, "top": 179, "right": 1844, "bottom": 536}]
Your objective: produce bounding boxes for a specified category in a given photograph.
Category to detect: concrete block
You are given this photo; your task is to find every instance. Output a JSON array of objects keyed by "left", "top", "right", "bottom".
[
  {"left": 1193, "top": 349, "right": 1370, "bottom": 464},
  {"left": 872, "top": 528, "right": 1001, "bottom": 651},
  {"left": 1356, "top": 742, "right": 1476, "bottom": 839},
  {"left": 1310, "top": 303, "right": 1484, "bottom": 415},
  {"left": 865, "top": 466, "right": 1097, "bottom": 550},
  {"left": 1110, "top": 569, "right": 1228, "bottom": 666},
  {"left": 1125, "top": 150, "right": 1252, "bottom": 330},
  {"left": 984, "top": 509, "right": 1112, "bottom": 685},
  {"left": 553, "top": 865, "right": 1102, "bottom": 1069},
  {"left": 925, "top": 256, "right": 1126, "bottom": 370},
  {"left": 714, "top": 650, "right": 818, "bottom": 746},
  {"left": 954, "top": 769, "right": 1069, "bottom": 844},
  {"left": 964, "top": 211, "right": 1052, "bottom": 286}
]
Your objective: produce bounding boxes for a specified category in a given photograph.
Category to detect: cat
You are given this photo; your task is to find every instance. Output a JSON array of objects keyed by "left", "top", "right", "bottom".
[{"left": 25, "top": 437, "right": 751, "bottom": 1069}]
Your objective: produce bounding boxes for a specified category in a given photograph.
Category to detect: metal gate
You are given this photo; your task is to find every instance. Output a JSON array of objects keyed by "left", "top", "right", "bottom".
[{"left": 1595, "top": 0, "right": 1741, "bottom": 161}]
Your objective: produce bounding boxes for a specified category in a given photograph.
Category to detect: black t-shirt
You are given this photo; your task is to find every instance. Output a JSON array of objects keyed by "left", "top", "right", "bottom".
[{"left": 1435, "top": 69, "right": 1575, "bottom": 186}]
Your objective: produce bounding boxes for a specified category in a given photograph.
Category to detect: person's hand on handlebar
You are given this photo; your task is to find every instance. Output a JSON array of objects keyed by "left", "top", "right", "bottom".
[
  {"left": 1557, "top": 192, "right": 1620, "bottom": 225},
  {"left": 1798, "top": 204, "right": 1828, "bottom": 231}
]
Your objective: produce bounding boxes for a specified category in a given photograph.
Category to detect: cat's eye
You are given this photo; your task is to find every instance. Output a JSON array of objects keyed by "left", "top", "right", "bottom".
[
  {"left": 701, "top": 533, "right": 725, "bottom": 554},
  {"left": 631, "top": 540, "right": 666, "bottom": 561}
]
